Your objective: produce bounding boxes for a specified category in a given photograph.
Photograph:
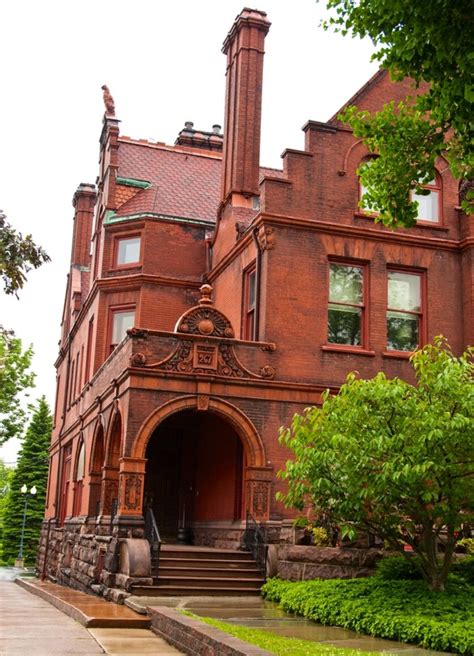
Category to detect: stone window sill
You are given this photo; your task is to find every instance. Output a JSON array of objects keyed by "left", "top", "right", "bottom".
[{"left": 321, "top": 345, "right": 376, "bottom": 357}]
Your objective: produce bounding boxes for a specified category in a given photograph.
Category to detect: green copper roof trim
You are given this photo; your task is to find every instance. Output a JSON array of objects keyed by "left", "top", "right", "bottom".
[
  {"left": 116, "top": 176, "right": 151, "bottom": 189},
  {"left": 104, "top": 211, "right": 215, "bottom": 228},
  {"left": 105, "top": 210, "right": 117, "bottom": 223}
]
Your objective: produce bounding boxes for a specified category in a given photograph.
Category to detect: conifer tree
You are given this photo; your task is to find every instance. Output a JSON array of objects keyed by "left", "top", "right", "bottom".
[{"left": 2, "top": 397, "right": 51, "bottom": 564}]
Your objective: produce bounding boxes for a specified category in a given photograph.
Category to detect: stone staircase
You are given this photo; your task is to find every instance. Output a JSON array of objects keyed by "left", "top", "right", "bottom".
[{"left": 131, "top": 544, "right": 265, "bottom": 596}]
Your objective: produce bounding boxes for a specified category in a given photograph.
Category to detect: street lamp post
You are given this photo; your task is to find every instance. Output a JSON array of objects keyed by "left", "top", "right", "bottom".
[{"left": 15, "top": 484, "right": 37, "bottom": 568}]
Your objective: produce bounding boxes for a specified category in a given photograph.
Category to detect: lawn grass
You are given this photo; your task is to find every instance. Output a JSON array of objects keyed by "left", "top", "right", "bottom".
[{"left": 182, "top": 611, "right": 377, "bottom": 656}]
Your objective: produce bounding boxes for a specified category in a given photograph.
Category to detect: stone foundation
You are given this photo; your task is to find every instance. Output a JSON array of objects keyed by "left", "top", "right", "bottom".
[
  {"left": 276, "top": 545, "right": 384, "bottom": 581},
  {"left": 37, "top": 518, "right": 152, "bottom": 602}
]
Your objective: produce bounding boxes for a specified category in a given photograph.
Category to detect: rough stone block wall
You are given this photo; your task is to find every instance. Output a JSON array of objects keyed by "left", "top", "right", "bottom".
[{"left": 277, "top": 545, "right": 384, "bottom": 581}]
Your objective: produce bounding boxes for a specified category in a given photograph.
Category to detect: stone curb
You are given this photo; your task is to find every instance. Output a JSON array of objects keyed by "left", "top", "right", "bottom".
[{"left": 149, "top": 605, "right": 272, "bottom": 656}]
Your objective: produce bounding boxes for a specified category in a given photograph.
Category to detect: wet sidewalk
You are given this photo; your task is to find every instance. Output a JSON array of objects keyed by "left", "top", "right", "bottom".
[
  {"left": 0, "top": 574, "right": 182, "bottom": 655},
  {"left": 127, "top": 594, "right": 452, "bottom": 656}
]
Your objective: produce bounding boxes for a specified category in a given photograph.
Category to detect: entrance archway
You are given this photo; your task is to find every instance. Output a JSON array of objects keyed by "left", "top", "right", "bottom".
[{"left": 144, "top": 410, "right": 244, "bottom": 540}]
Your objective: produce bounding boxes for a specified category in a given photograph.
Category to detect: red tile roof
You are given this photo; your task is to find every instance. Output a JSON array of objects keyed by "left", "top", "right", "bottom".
[
  {"left": 116, "top": 138, "right": 284, "bottom": 223},
  {"left": 116, "top": 139, "right": 222, "bottom": 222}
]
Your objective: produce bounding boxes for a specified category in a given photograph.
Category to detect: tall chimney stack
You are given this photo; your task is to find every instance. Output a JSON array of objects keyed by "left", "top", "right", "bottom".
[{"left": 221, "top": 8, "right": 270, "bottom": 204}]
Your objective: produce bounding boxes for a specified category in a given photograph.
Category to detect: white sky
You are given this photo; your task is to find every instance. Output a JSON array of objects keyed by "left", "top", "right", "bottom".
[{"left": 0, "top": 0, "right": 377, "bottom": 464}]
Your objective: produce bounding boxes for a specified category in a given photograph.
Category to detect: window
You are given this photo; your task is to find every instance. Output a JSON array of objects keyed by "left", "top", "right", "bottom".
[
  {"left": 412, "top": 177, "right": 440, "bottom": 223},
  {"left": 387, "top": 270, "right": 422, "bottom": 351},
  {"left": 328, "top": 262, "right": 366, "bottom": 347},
  {"left": 242, "top": 264, "right": 256, "bottom": 340},
  {"left": 110, "top": 308, "right": 135, "bottom": 351},
  {"left": 72, "top": 441, "right": 85, "bottom": 517},
  {"left": 116, "top": 236, "right": 140, "bottom": 265},
  {"left": 358, "top": 157, "right": 377, "bottom": 214},
  {"left": 59, "top": 443, "right": 72, "bottom": 526}
]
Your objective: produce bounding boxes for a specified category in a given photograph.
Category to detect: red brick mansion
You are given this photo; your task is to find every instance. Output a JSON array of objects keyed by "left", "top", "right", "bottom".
[{"left": 38, "top": 8, "right": 473, "bottom": 596}]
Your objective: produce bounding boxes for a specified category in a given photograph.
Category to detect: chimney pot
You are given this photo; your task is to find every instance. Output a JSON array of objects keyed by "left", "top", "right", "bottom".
[
  {"left": 212, "top": 124, "right": 222, "bottom": 134},
  {"left": 184, "top": 121, "right": 194, "bottom": 130}
]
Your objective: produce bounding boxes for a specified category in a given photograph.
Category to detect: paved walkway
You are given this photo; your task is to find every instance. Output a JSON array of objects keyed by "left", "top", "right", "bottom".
[{"left": 0, "top": 576, "right": 182, "bottom": 655}]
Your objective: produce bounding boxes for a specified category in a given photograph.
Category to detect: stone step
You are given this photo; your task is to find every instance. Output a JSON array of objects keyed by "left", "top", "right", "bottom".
[
  {"left": 155, "top": 557, "right": 256, "bottom": 568},
  {"left": 159, "top": 550, "right": 254, "bottom": 561},
  {"left": 152, "top": 575, "right": 263, "bottom": 588},
  {"left": 155, "top": 566, "right": 261, "bottom": 579},
  {"left": 131, "top": 584, "right": 263, "bottom": 597}
]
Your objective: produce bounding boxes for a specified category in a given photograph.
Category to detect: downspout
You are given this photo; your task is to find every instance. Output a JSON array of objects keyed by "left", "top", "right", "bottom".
[{"left": 252, "top": 227, "right": 263, "bottom": 341}]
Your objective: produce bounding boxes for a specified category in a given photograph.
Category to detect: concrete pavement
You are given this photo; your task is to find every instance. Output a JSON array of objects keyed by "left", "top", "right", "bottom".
[{"left": 0, "top": 576, "right": 182, "bottom": 655}]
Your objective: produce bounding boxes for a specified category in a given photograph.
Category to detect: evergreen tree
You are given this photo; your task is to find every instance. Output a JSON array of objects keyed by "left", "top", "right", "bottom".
[
  {"left": 2, "top": 397, "right": 51, "bottom": 564},
  {"left": 0, "top": 458, "right": 15, "bottom": 563}
]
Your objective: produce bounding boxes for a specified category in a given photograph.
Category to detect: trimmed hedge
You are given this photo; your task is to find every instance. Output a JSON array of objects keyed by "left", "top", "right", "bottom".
[{"left": 262, "top": 576, "right": 474, "bottom": 654}]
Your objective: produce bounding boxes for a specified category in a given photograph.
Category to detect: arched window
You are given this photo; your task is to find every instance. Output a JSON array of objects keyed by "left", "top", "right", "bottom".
[
  {"left": 412, "top": 175, "right": 441, "bottom": 223},
  {"left": 72, "top": 440, "right": 85, "bottom": 517},
  {"left": 358, "top": 156, "right": 378, "bottom": 214}
]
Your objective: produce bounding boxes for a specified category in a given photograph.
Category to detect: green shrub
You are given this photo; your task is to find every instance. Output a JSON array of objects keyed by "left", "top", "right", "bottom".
[
  {"left": 262, "top": 577, "right": 474, "bottom": 654},
  {"left": 457, "top": 539, "right": 474, "bottom": 555},
  {"left": 375, "top": 555, "right": 423, "bottom": 580},
  {"left": 312, "top": 527, "right": 330, "bottom": 546},
  {"left": 452, "top": 557, "right": 474, "bottom": 585}
]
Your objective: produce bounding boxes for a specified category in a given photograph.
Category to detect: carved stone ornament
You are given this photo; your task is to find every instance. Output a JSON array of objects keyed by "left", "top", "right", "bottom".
[
  {"left": 251, "top": 481, "right": 270, "bottom": 519},
  {"left": 197, "top": 394, "right": 210, "bottom": 411},
  {"left": 101, "top": 84, "right": 116, "bottom": 116},
  {"left": 130, "top": 352, "right": 147, "bottom": 367},
  {"left": 145, "top": 285, "right": 276, "bottom": 380},
  {"left": 127, "top": 328, "right": 149, "bottom": 340},
  {"left": 123, "top": 475, "right": 142, "bottom": 511},
  {"left": 257, "top": 225, "right": 275, "bottom": 251},
  {"left": 102, "top": 479, "right": 118, "bottom": 515}
]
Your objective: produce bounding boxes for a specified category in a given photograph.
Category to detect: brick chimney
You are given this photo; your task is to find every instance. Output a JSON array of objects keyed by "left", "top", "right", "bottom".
[
  {"left": 71, "top": 183, "right": 96, "bottom": 267},
  {"left": 221, "top": 8, "right": 270, "bottom": 204}
]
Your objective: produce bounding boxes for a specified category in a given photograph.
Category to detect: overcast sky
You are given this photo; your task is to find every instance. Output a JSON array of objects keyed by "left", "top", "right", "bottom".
[{"left": 0, "top": 0, "right": 377, "bottom": 463}]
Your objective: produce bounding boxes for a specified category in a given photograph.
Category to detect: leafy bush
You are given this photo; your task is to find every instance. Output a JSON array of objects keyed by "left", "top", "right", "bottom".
[
  {"left": 262, "top": 577, "right": 474, "bottom": 654},
  {"left": 452, "top": 557, "right": 474, "bottom": 585},
  {"left": 312, "top": 526, "right": 330, "bottom": 546},
  {"left": 457, "top": 539, "right": 474, "bottom": 555},
  {"left": 376, "top": 556, "right": 423, "bottom": 580}
]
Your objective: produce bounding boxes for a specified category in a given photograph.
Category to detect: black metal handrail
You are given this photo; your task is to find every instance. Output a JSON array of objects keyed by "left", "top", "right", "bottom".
[
  {"left": 243, "top": 511, "right": 268, "bottom": 578},
  {"left": 145, "top": 505, "right": 162, "bottom": 577}
]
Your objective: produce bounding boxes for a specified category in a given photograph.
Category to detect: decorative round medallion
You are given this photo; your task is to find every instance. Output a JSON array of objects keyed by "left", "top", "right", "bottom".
[{"left": 197, "top": 318, "right": 214, "bottom": 335}]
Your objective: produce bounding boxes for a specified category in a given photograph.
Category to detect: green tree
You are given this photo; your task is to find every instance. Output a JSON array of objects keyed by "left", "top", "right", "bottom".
[
  {"left": 278, "top": 338, "right": 474, "bottom": 591},
  {"left": 0, "top": 329, "right": 35, "bottom": 445},
  {"left": 2, "top": 398, "right": 52, "bottom": 564},
  {"left": 0, "top": 458, "right": 15, "bottom": 563},
  {"left": 322, "top": 0, "right": 473, "bottom": 227},
  {"left": 0, "top": 210, "right": 50, "bottom": 296}
]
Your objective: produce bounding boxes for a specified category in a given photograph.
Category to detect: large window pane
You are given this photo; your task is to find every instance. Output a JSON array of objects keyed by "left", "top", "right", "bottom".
[
  {"left": 112, "top": 310, "right": 135, "bottom": 345},
  {"left": 387, "top": 311, "right": 419, "bottom": 351},
  {"left": 413, "top": 189, "right": 439, "bottom": 222},
  {"left": 117, "top": 237, "right": 140, "bottom": 265},
  {"left": 388, "top": 272, "right": 420, "bottom": 312},
  {"left": 329, "top": 264, "right": 363, "bottom": 304},
  {"left": 328, "top": 304, "right": 361, "bottom": 346}
]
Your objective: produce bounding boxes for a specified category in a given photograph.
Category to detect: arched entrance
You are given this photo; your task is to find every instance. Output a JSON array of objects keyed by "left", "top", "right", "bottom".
[{"left": 144, "top": 410, "right": 245, "bottom": 540}]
